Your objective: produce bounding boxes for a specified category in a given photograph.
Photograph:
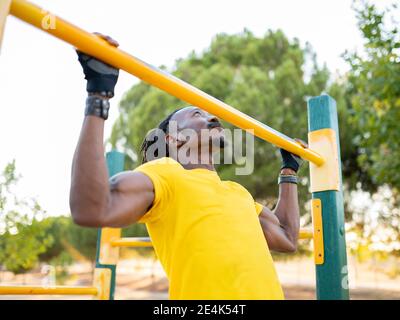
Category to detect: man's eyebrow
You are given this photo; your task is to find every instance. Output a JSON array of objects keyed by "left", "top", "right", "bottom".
[{"left": 190, "top": 107, "right": 206, "bottom": 115}]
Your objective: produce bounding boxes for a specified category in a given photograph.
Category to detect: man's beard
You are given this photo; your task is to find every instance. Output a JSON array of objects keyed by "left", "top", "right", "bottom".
[{"left": 211, "top": 135, "right": 227, "bottom": 149}]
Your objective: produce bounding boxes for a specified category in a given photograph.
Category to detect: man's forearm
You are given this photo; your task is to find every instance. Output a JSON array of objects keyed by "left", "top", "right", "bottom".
[
  {"left": 70, "top": 34, "right": 119, "bottom": 226},
  {"left": 69, "top": 110, "right": 110, "bottom": 226},
  {"left": 273, "top": 169, "right": 300, "bottom": 245}
]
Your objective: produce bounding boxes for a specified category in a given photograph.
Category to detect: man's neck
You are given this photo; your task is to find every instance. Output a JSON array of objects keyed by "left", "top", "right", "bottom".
[
  {"left": 174, "top": 152, "right": 216, "bottom": 171},
  {"left": 181, "top": 163, "right": 216, "bottom": 171}
]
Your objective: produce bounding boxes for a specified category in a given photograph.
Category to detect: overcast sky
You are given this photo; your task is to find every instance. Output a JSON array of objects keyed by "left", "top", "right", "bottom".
[{"left": 0, "top": 0, "right": 391, "bottom": 216}]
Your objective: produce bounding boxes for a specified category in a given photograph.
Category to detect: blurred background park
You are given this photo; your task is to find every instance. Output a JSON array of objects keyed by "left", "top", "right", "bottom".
[{"left": 0, "top": 0, "right": 399, "bottom": 299}]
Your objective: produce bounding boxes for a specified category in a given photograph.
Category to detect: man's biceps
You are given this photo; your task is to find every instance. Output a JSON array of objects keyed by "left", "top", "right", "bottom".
[
  {"left": 131, "top": 172, "right": 155, "bottom": 192},
  {"left": 259, "top": 209, "right": 281, "bottom": 226},
  {"left": 106, "top": 189, "right": 153, "bottom": 224},
  {"left": 112, "top": 185, "right": 154, "bottom": 209},
  {"left": 109, "top": 171, "right": 154, "bottom": 193}
]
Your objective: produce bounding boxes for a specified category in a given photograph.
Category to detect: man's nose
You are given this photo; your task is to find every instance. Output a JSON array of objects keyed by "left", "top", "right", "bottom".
[
  {"left": 207, "top": 115, "right": 222, "bottom": 128},
  {"left": 207, "top": 115, "right": 219, "bottom": 123}
]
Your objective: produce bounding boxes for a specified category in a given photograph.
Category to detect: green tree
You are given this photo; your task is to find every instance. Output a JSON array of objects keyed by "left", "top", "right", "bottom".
[
  {"left": 344, "top": 1, "right": 400, "bottom": 189},
  {"left": 0, "top": 161, "right": 53, "bottom": 274},
  {"left": 38, "top": 216, "right": 97, "bottom": 262},
  {"left": 342, "top": 1, "right": 400, "bottom": 238}
]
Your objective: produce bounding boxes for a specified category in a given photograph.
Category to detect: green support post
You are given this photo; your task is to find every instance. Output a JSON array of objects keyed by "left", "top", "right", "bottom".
[
  {"left": 94, "top": 150, "right": 125, "bottom": 300},
  {"left": 308, "top": 95, "right": 349, "bottom": 300}
]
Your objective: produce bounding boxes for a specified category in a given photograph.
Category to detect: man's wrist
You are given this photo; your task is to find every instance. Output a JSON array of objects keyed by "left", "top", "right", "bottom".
[
  {"left": 280, "top": 168, "right": 297, "bottom": 176},
  {"left": 278, "top": 168, "right": 298, "bottom": 184},
  {"left": 88, "top": 91, "right": 113, "bottom": 99},
  {"left": 85, "top": 95, "right": 110, "bottom": 120}
]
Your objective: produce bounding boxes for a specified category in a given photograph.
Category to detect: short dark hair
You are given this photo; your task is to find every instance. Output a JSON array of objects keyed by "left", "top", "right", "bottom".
[{"left": 139, "top": 108, "right": 183, "bottom": 164}]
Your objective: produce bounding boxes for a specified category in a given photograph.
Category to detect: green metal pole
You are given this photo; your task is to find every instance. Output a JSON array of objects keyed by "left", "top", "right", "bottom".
[
  {"left": 308, "top": 95, "right": 349, "bottom": 300},
  {"left": 94, "top": 150, "right": 125, "bottom": 300}
]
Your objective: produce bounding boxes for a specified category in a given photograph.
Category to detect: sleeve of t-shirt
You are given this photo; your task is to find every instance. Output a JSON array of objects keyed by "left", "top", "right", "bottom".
[
  {"left": 133, "top": 158, "right": 176, "bottom": 224},
  {"left": 254, "top": 201, "right": 264, "bottom": 216}
]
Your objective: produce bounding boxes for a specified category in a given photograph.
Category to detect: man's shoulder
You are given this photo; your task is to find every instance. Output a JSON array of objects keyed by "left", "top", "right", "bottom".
[
  {"left": 223, "top": 180, "right": 251, "bottom": 194},
  {"left": 140, "top": 157, "right": 180, "bottom": 166},
  {"left": 223, "top": 180, "right": 262, "bottom": 214}
]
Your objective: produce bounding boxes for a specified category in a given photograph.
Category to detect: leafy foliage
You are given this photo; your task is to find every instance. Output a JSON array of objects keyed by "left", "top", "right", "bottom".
[
  {"left": 0, "top": 162, "right": 53, "bottom": 274},
  {"left": 344, "top": 2, "right": 400, "bottom": 190},
  {"left": 38, "top": 216, "right": 98, "bottom": 262}
]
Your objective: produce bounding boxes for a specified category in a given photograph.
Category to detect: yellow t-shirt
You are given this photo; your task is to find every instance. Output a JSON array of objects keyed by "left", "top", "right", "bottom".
[{"left": 134, "top": 157, "right": 284, "bottom": 300}]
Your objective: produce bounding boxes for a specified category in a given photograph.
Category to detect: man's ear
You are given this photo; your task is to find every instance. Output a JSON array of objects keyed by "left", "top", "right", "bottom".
[{"left": 166, "top": 133, "right": 185, "bottom": 148}]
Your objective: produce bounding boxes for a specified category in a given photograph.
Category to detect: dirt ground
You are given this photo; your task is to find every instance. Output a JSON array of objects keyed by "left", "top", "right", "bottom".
[
  {"left": 1, "top": 258, "right": 400, "bottom": 300},
  {"left": 114, "top": 273, "right": 400, "bottom": 300}
]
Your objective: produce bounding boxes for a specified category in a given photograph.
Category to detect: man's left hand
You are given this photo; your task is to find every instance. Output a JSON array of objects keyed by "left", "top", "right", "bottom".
[{"left": 279, "top": 139, "right": 308, "bottom": 173}]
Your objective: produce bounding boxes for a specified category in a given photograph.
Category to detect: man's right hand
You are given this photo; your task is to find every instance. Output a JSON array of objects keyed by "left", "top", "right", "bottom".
[{"left": 77, "top": 33, "right": 120, "bottom": 97}]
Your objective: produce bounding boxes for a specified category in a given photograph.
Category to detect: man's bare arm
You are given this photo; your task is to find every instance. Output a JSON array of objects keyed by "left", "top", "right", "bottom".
[
  {"left": 69, "top": 115, "right": 155, "bottom": 227},
  {"left": 258, "top": 143, "right": 306, "bottom": 253},
  {"left": 69, "top": 33, "right": 155, "bottom": 228},
  {"left": 259, "top": 171, "right": 300, "bottom": 253},
  {"left": 103, "top": 171, "right": 155, "bottom": 228}
]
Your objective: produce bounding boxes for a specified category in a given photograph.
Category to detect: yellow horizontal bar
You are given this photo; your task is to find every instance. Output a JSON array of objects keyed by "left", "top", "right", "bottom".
[
  {"left": 0, "top": 0, "right": 12, "bottom": 51},
  {"left": 112, "top": 230, "right": 312, "bottom": 248},
  {"left": 111, "top": 237, "right": 153, "bottom": 247},
  {"left": 0, "top": 285, "right": 97, "bottom": 295},
  {"left": 299, "top": 228, "right": 313, "bottom": 239},
  {"left": 9, "top": 0, "right": 324, "bottom": 166}
]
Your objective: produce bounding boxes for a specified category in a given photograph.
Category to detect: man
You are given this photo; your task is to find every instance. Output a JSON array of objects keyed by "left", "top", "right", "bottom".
[{"left": 70, "top": 34, "right": 305, "bottom": 300}]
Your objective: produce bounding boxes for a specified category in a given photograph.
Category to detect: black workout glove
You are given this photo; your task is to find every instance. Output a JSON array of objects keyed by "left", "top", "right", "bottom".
[
  {"left": 279, "top": 148, "right": 303, "bottom": 173},
  {"left": 77, "top": 50, "right": 119, "bottom": 97}
]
